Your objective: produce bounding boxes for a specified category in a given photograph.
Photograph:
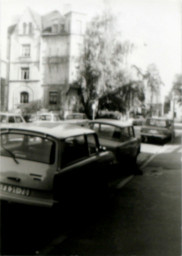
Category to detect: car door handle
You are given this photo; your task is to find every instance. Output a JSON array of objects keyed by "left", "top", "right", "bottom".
[{"left": 7, "top": 177, "right": 21, "bottom": 182}]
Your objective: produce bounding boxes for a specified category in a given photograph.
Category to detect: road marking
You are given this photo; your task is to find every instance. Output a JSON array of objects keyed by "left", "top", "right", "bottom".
[
  {"left": 140, "top": 153, "right": 157, "bottom": 169},
  {"left": 116, "top": 175, "right": 134, "bottom": 189}
]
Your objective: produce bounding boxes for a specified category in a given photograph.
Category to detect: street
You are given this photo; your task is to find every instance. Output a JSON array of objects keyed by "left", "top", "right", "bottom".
[{"left": 0, "top": 130, "right": 181, "bottom": 256}]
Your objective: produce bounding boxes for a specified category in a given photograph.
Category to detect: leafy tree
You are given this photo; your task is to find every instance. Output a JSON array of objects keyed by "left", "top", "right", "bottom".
[
  {"left": 133, "top": 64, "right": 164, "bottom": 116},
  {"left": 171, "top": 74, "right": 182, "bottom": 105},
  {"left": 72, "top": 11, "right": 134, "bottom": 118},
  {"left": 17, "top": 100, "right": 43, "bottom": 115}
]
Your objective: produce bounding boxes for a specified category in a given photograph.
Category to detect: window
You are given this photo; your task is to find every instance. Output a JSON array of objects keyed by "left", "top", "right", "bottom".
[
  {"left": 61, "top": 135, "right": 88, "bottom": 167},
  {"left": 0, "top": 133, "right": 55, "bottom": 164},
  {"left": 14, "top": 116, "right": 23, "bottom": 123},
  {"left": 8, "top": 116, "right": 15, "bottom": 123},
  {"left": 49, "top": 91, "right": 58, "bottom": 105},
  {"left": 20, "top": 92, "right": 29, "bottom": 103},
  {"left": 21, "top": 68, "right": 29, "bottom": 80},
  {"left": 87, "top": 134, "right": 98, "bottom": 155},
  {"left": 23, "top": 23, "right": 26, "bottom": 34},
  {"left": 22, "top": 44, "right": 30, "bottom": 57},
  {"left": 52, "top": 24, "right": 59, "bottom": 33},
  {"left": 29, "top": 23, "right": 32, "bottom": 34},
  {"left": 61, "top": 24, "right": 65, "bottom": 32}
]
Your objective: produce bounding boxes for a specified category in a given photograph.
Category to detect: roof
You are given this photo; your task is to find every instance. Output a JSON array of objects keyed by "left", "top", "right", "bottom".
[
  {"left": 90, "top": 119, "right": 133, "bottom": 127},
  {"left": 0, "top": 122, "right": 94, "bottom": 139}
]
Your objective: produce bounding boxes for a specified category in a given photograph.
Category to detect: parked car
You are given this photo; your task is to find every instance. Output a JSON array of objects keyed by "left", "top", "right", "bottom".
[
  {"left": 32, "top": 112, "right": 62, "bottom": 122},
  {"left": 0, "top": 123, "right": 115, "bottom": 208},
  {"left": 140, "top": 117, "right": 175, "bottom": 143},
  {"left": 89, "top": 119, "right": 141, "bottom": 174},
  {"left": 0, "top": 112, "right": 25, "bottom": 123}
]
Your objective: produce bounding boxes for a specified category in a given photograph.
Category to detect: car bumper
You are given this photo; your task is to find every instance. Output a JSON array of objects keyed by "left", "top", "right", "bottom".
[{"left": 0, "top": 190, "right": 58, "bottom": 208}]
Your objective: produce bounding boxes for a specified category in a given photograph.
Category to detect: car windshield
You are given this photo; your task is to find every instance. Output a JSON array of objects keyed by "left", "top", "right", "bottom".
[
  {"left": 146, "top": 119, "right": 167, "bottom": 127},
  {"left": 0, "top": 133, "right": 55, "bottom": 164}
]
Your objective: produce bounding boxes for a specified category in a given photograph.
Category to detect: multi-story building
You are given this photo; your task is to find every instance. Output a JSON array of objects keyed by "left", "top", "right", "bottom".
[{"left": 7, "top": 8, "right": 86, "bottom": 113}]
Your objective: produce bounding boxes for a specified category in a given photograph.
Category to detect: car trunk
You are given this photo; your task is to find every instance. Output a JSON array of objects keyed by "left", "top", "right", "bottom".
[{"left": 0, "top": 156, "right": 55, "bottom": 191}]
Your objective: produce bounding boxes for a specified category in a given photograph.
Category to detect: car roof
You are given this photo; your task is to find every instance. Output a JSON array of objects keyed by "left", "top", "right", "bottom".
[
  {"left": 0, "top": 122, "right": 95, "bottom": 139},
  {"left": 90, "top": 119, "right": 133, "bottom": 127},
  {"left": 0, "top": 112, "right": 22, "bottom": 116},
  {"left": 146, "top": 117, "right": 172, "bottom": 121}
]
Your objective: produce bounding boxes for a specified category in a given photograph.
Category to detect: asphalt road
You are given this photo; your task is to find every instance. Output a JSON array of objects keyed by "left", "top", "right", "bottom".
[{"left": 0, "top": 131, "right": 181, "bottom": 255}]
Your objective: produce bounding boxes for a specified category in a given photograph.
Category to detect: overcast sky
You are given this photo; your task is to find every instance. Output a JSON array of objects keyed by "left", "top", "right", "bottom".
[{"left": 0, "top": 0, "right": 181, "bottom": 96}]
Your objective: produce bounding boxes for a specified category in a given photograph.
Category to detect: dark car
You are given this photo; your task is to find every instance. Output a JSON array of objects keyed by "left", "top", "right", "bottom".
[
  {"left": 89, "top": 119, "right": 141, "bottom": 174},
  {"left": 140, "top": 117, "right": 175, "bottom": 143},
  {"left": 0, "top": 123, "right": 115, "bottom": 208}
]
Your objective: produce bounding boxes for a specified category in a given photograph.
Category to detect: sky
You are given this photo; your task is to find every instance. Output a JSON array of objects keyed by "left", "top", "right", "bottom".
[{"left": 0, "top": 0, "right": 181, "bottom": 97}]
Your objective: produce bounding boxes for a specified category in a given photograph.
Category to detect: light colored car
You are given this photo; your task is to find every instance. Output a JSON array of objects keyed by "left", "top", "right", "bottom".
[
  {"left": 140, "top": 117, "right": 175, "bottom": 143},
  {"left": 32, "top": 112, "right": 61, "bottom": 122},
  {"left": 0, "top": 123, "right": 114, "bottom": 208},
  {"left": 89, "top": 119, "right": 141, "bottom": 174},
  {"left": 0, "top": 112, "right": 25, "bottom": 123}
]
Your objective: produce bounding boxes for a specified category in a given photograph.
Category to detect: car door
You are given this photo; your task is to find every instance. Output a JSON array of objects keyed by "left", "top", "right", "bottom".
[{"left": 53, "top": 133, "right": 113, "bottom": 206}]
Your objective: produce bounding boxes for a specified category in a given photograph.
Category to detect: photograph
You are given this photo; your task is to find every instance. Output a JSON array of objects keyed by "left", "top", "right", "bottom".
[{"left": 0, "top": 0, "right": 182, "bottom": 255}]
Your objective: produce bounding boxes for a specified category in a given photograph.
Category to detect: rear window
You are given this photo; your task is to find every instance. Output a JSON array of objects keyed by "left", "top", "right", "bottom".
[
  {"left": 92, "top": 123, "right": 132, "bottom": 142},
  {"left": 0, "top": 133, "right": 55, "bottom": 164}
]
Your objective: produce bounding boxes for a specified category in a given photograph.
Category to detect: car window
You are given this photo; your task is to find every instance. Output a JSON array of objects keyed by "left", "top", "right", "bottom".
[
  {"left": 61, "top": 135, "right": 88, "bottom": 167},
  {"left": 8, "top": 116, "right": 15, "bottom": 123},
  {"left": 86, "top": 133, "right": 98, "bottom": 155},
  {"left": 15, "top": 116, "right": 23, "bottom": 123},
  {"left": 0, "top": 133, "right": 55, "bottom": 164},
  {"left": 128, "top": 126, "right": 134, "bottom": 137}
]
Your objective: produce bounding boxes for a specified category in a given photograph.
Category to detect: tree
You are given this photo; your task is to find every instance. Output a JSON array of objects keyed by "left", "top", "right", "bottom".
[
  {"left": 171, "top": 74, "right": 182, "bottom": 105},
  {"left": 72, "top": 11, "right": 134, "bottom": 118},
  {"left": 17, "top": 100, "right": 43, "bottom": 116},
  {"left": 133, "top": 64, "right": 164, "bottom": 116}
]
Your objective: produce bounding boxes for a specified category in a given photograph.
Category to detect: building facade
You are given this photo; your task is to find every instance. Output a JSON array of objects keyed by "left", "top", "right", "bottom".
[{"left": 7, "top": 8, "right": 86, "bottom": 113}]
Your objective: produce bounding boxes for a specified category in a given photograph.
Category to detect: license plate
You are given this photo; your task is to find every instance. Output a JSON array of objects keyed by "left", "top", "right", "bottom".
[{"left": 0, "top": 183, "right": 30, "bottom": 196}]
